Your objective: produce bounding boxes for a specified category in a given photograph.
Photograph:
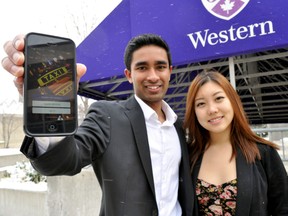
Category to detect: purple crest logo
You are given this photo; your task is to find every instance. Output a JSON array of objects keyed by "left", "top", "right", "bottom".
[{"left": 201, "top": 0, "right": 250, "bottom": 20}]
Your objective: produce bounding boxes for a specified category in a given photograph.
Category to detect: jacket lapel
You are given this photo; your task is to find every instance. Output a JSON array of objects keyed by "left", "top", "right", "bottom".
[
  {"left": 174, "top": 119, "right": 194, "bottom": 215},
  {"left": 235, "top": 149, "right": 253, "bottom": 215},
  {"left": 124, "top": 96, "right": 156, "bottom": 197}
]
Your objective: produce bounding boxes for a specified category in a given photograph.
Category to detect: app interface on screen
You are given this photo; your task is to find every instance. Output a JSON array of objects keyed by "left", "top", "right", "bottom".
[{"left": 26, "top": 42, "right": 75, "bottom": 126}]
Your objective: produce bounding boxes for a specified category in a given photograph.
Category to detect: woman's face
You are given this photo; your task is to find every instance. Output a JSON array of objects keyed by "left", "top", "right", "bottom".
[{"left": 194, "top": 81, "right": 234, "bottom": 136}]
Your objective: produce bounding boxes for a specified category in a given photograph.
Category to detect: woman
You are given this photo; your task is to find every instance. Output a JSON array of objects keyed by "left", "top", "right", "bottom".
[{"left": 184, "top": 70, "right": 288, "bottom": 215}]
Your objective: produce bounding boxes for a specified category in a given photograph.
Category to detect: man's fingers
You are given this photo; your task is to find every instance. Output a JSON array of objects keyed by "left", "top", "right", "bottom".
[
  {"left": 3, "top": 39, "right": 25, "bottom": 66},
  {"left": 1, "top": 56, "right": 24, "bottom": 77},
  {"left": 2, "top": 35, "right": 25, "bottom": 77},
  {"left": 76, "top": 63, "right": 87, "bottom": 82},
  {"left": 12, "top": 34, "right": 25, "bottom": 51}
]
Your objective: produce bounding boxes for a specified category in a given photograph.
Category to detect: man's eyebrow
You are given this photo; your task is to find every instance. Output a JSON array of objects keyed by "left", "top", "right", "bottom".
[
  {"left": 134, "top": 60, "right": 168, "bottom": 67},
  {"left": 134, "top": 61, "right": 148, "bottom": 67},
  {"left": 155, "top": 60, "right": 168, "bottom": 65}
]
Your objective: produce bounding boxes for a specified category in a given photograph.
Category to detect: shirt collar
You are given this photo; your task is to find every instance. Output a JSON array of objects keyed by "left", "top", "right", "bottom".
[{"left": 134, "top": 94, "right": 178, "bottom": 124}]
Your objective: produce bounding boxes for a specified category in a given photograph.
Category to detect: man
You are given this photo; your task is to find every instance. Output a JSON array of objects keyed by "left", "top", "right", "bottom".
[{"left": 2, "top": 33, "right": 193, "bottom": 215}]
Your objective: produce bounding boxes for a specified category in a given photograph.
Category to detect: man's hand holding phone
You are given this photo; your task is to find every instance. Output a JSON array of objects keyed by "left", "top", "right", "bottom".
[{"left": 1, "top": 33, "right": 87, "bottom": 137}]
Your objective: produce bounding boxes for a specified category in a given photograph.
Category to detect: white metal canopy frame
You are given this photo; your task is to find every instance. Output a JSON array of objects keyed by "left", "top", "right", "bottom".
[{"left": 78, "top": 47, "right": 288, "bottom": 125}]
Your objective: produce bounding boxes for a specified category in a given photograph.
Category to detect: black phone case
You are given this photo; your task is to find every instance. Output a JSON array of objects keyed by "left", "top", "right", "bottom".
[{"left": 24, "top": 32, "right": 78, "bottom": 137}]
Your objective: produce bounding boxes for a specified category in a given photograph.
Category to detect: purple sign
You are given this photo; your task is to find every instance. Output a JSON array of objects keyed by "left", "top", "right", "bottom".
[{"left": 77, "top": 0, "right": 288, "bottom": 82}]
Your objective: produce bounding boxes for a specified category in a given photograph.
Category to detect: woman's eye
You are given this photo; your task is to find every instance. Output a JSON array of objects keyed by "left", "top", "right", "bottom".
[
  {"left": 216, "top": 96, "right": 225, "bottom": 101},
  {"left": 196, "top": 102, "right": 205, "bottom": 107}
]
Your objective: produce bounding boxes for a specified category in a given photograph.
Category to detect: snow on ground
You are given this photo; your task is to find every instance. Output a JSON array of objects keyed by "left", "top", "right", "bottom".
[
  {"left": 0, "top": 178, "right": 47, "bottom": 191},
  {"left": 0, "top": 160, "right": 47, "bottom": 191}
]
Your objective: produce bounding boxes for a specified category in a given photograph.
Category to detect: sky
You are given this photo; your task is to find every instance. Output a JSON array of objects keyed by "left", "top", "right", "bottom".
[{"left": 0, "top": 0, "right": 121, "bottom": 113}]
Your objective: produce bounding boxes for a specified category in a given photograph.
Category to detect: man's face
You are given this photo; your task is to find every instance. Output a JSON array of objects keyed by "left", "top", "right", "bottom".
[{"left": 124, "top": 45, "right": 172, "bottom": 108}]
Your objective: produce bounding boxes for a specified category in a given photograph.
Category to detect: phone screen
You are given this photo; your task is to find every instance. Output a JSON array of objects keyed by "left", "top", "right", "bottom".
[{"left": 24, "top": 32, "right": 77, "bottom": 136}]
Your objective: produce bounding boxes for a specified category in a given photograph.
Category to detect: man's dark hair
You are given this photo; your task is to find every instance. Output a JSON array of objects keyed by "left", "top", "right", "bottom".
[{"left": 124, "top": 34, "right": 172, "bottom": 71}]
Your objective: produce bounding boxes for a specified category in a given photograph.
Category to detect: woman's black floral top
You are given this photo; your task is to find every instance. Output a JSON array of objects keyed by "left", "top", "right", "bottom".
[{"left": 196, "top": 178, "right": 237, "bottom": 216}]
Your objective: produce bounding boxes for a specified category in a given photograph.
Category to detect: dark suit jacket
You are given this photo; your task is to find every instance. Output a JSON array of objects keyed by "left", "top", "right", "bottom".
[
  {"left": 21, "top": 96, "right": 194, "bottom": 216},
  {"left": 191, "top": 144, "right": 288, "bottom": 216}
]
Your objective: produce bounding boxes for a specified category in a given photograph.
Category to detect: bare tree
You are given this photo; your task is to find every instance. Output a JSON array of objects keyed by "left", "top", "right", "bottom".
[
  {"left": 78, "top": 96, "right": 91, "bottom": 124},
  {"left": 0, "top": 100, "right": 22, "bottom": 148},
  {"left": 65, "top": 1, "right": 100, "bottom": 43},
  {"left": 64, "top": 0, "right": 101, "bottom": 118}
]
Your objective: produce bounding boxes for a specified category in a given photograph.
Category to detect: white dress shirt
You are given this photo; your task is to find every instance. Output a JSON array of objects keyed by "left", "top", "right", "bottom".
[{"left": 135, "top": 95, "right": 182, "bottom": 216}]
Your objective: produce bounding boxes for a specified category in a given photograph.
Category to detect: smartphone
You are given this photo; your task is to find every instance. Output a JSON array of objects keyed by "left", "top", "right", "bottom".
[{"left": 24, "top": 32, "right": 77, "bottom": 136}]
